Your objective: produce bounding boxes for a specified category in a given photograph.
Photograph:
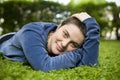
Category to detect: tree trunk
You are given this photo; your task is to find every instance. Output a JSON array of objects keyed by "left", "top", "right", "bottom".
[{"left": 115, "top": 27, "right": 120, "bottom": 40}]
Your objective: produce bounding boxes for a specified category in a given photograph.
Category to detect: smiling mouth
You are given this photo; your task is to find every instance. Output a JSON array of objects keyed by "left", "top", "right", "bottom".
[{"left": 56, "top": 43, "right": 64, "bottom": 52}]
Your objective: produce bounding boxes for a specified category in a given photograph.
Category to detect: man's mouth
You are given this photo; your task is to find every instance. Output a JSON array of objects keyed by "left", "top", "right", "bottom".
[{"left": 56, "top": 43, "right": 64, "bottom": 52}]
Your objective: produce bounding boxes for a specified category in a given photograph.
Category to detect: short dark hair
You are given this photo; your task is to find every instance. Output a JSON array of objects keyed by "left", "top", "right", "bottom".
[{"left": 60, "top": 17, "right": 86, "bottom": 36}]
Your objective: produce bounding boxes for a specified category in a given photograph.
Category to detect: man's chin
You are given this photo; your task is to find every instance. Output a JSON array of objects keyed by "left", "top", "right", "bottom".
[
  {"left": 53, "top": 51, "right": 64, "bottom": 55},
  {"left": 48, "top": 52, "right": 58, "bottom": 56},
  {"left": 52, "top": 52, "right": 60, "bottom": 55},
  {"left": 48, "top": 50, "right": 59, "bottom": 56}
]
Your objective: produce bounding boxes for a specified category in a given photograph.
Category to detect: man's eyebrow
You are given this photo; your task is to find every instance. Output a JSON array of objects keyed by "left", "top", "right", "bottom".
[{"left": 64, "top": 29, "right": 70, "bottom": 37}]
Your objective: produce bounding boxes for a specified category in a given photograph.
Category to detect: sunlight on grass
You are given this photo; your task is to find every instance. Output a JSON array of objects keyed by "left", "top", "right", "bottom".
[{"left": 0, "top": 40, "right": 120, "bottom": 80}]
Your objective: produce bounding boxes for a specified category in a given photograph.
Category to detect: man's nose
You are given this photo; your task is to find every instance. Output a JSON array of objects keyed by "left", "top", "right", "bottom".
[{"left": 62, "top": 39, "right": 71, "bottom": 47}]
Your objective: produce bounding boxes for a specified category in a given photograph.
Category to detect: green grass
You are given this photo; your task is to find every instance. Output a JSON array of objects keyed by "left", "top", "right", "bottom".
[{"left": 0, "top": 41, "right": 120, "bottom": 80}]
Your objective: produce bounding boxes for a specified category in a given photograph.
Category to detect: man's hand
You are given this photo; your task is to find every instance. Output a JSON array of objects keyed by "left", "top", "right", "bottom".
[{"left": 72, "top": 12, "right": 91, "bottom": 22}]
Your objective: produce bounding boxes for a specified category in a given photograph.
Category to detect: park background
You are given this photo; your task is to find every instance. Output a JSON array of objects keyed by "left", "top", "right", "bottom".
[{"left": 0, "top": 0, "right": 120, "bottom": 80}]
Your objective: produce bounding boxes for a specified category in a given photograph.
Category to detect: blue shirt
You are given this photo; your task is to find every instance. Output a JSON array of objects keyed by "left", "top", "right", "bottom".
[{"left": 0, "top": 18, "right": 100, "bottom": 72}]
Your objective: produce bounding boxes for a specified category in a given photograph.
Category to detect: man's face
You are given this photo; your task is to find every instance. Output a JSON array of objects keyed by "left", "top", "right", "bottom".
[{"left": 47, "top": 23, "right": 85, "bottom": 55}]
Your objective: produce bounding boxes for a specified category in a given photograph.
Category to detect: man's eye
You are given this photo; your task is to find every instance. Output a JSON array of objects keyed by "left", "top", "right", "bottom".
[
  {"left": 71, "top": 43, "right": 80, "bottom": 48},
  {"left": 63, "top": 31, "right": 68, "bottom": 38}
]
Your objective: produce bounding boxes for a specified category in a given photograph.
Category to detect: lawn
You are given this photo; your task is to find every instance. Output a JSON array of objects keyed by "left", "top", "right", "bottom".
[{"left": 0, "top": 40, "right": 120, "bottom": 80}]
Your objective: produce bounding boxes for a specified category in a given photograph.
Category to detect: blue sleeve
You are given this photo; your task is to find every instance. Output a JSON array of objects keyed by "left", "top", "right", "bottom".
[
  {"left": 19, "top": 18, "right": 100, "bottom": 72},
  {"left": 76, "top": 18, "right": 100, "bottom": 66}
]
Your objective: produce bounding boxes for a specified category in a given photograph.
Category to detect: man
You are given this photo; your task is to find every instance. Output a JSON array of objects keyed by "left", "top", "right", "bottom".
[{"left": 0, "top": 12, "right": 100, "bottom": 72}]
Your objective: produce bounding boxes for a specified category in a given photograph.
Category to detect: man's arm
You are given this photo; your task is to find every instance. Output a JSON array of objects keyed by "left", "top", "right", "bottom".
[
  {"left": 77, "top": 18, "right": 100, "bottom": 66},
  {"left": 19, "top": 13, "right": 100, "bottom": 72},
  {"left": 72, "top": 12, "right": 100, "bottom": 66}
]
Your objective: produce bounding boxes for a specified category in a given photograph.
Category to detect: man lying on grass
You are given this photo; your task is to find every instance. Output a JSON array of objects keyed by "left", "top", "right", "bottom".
[{"left": 0, "top": 12, "right": 100, "bottom": 72}]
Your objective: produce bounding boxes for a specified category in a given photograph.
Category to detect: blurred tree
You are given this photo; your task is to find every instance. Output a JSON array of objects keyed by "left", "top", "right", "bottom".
[
  {"left": 111, "top": 4, "right": 120, "bottom": 40},
  {"left": 0, "top": 0, "right": 69, "bottom": 34},
  {"left": 0, "top": 0, "right": 119, "bottom": 40},
  {"left": 100, "top": 3, "right": 120, "bottom": 40}
]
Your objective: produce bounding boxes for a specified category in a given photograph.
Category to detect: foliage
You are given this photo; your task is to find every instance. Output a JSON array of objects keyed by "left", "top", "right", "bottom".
[
  {"left": 0, "top": 0, "right": 120, "bottom": 40},
  {"left": 0, "top": 0, "right": 68, "bottom": 34},
  {"left": 0, "top": 41, "right": 120, "bottom": 80}
]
